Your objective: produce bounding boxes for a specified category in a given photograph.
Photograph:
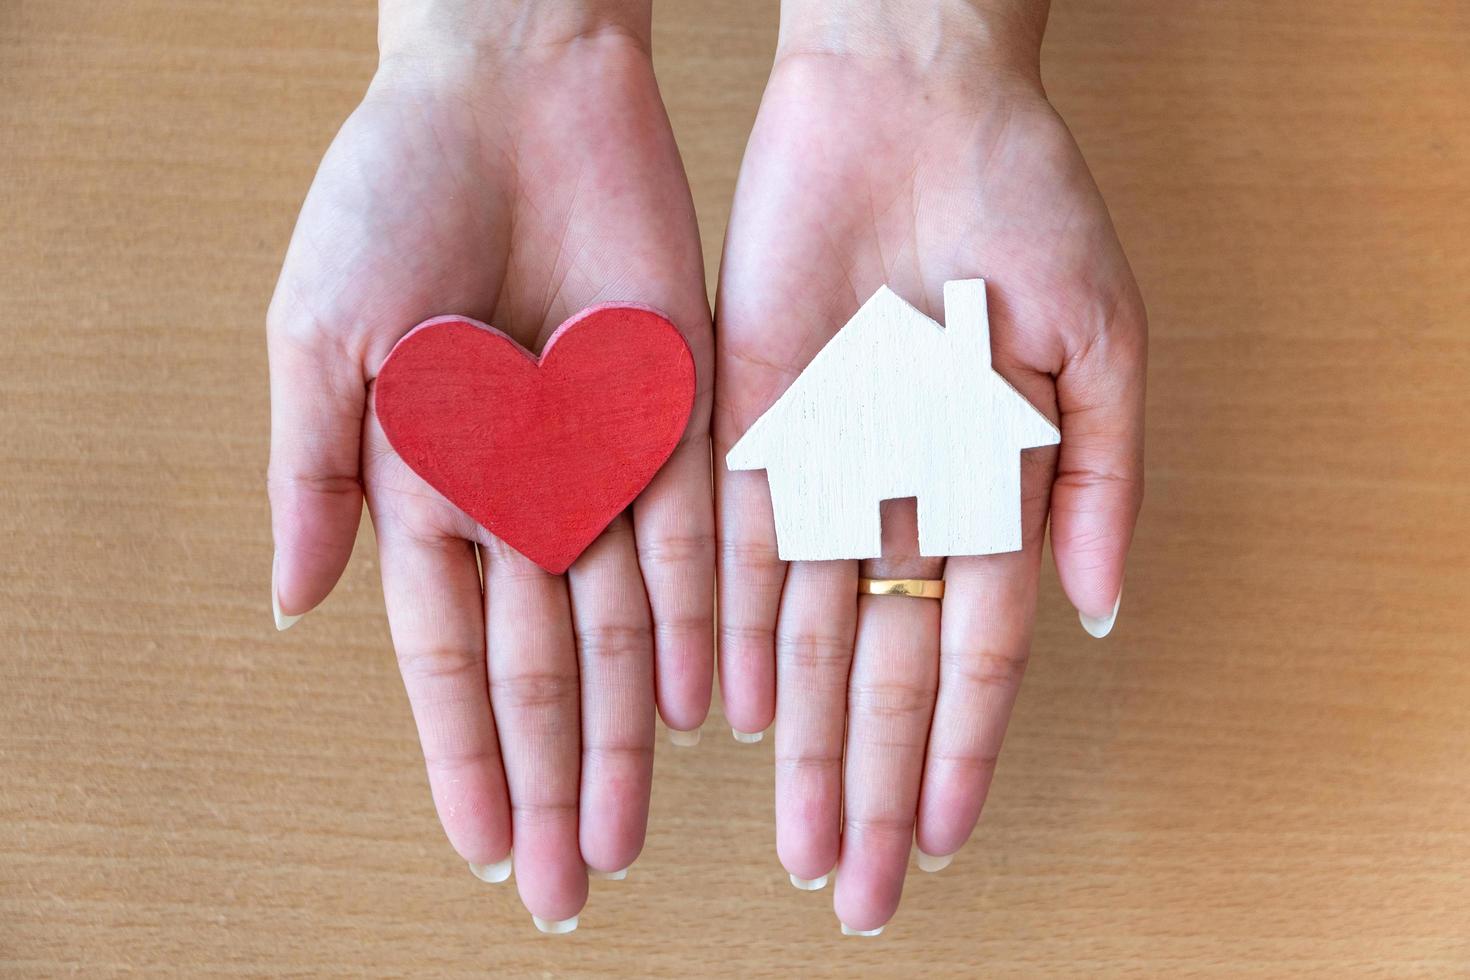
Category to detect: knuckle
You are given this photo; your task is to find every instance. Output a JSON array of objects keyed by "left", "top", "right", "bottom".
[
  {"left": 774, "top": 752, "right": 842, "bottom": 778},
  {"left": 719, "top": 622, "right": 774, "bottom": 651},
  {"left": 495, "top": 670, "right": 578, "bottom": 712},
  {"left": 777, "top": 632, "right": 852, "bottom": 673},
  {"left": 639, "top": 530, "right": 714, "bottom": 567},
  {"left": 266, "top": 468, "right": 363, "bottom": 500},
  {"left": 510, "top": 799, "right": 578, "bottom": 827},
  {"left": 652, "top": 615, "right": 712, "bottom": 648},
  {"left": 423, "top": 745, "right": 495, "bottom": 775},
  {"left": 929, "top": 750, "right": 1000, "bottom": 780},
  {"left": 1054, "top": 466, "right": 1143, "bottom": 497},
  {"left": 946, "top": 648, "right": 1031, "bottom": 695},
  {"left": 577, "top": 623, "right": 652, "bottom": 664},
  {"left": 396, "top": 643, "right": 483, "bottom": 686},
  {"left": 844, "top": 814, "right": 915, "bottom": 842},
  {"left": 852, "top": 678, "right": 929, "bottom": 725},
  {"left": 368, "top": 491, "right": 467, "bottom": 551},
  {"left": 593, "top": 515, "right": 636, "bottom": 546},
  {"left": 1048, "top": 507, "right": 1136, "bottom": 560},
  {"left": 481, "top": 535, "right": 523, "bottom": 566},
  {"left": 719, "top": 538, "right": 782, "bottom": 572},
  {"left": 582, "top": 742, "right": 655, "bottom": 768},
  {"left": 482, "top": 538, "right": 553, "bottom": 581}
]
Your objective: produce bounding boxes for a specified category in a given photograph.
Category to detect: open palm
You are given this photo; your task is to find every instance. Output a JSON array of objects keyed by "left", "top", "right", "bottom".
[
  {"left": 267, "top": 36, "right": 714, "bottom": 929},
  {"left": 715, "top": 54, "right": 1145, "bottom": 932}
]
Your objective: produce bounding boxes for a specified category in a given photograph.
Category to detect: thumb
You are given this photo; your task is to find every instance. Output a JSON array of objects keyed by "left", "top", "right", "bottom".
[
  {"left": 1050, "top": 294, "right": 1146, "bottom": 638},
  {"left": 266, "top": 314, "right": 365, "bottom": 629}
]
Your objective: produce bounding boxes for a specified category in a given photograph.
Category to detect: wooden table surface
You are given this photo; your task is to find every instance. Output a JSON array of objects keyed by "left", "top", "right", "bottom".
[{"left": 4, "top": 1, "right": 1468, "bottom": 976}]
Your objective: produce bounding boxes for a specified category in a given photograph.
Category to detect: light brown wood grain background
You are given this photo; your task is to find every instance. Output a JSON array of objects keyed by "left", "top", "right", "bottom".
[{"left": 3, "top": 1, "right": 1468, "bottom": 976}]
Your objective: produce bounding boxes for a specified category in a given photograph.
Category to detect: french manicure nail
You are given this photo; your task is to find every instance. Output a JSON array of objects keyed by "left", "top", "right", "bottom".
[
  {"left": 588, "top": 865, "right": 629, "bottom": 881},
  {"left": 1079, "top": 586, "right": 1123, "bottom": 639},
  {"left": 790, "top": 873, "right": 828, "bottom": 891},
  {"left": 915, "top": 849, "right": 953, "bottom": 873},
  {"left": 669, "top": 727, "right": 701, "bottom": 747},
  {"left": 271, "top": 552, "right": 303, "bottom": 631},
  {"left": 468, "top": 853, "right": 513, "bottom": 883},
  {"left": 841, "top": 923, "right": 885, "bottom": 937},
  {"left": 732, "top": 727, "right": 764, "bottom": 744},
  {"left": 533, "top": 914, "right": 579, "bottom": 935}
]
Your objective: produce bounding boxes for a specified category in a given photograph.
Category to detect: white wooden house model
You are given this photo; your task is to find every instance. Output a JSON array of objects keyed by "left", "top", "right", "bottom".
[{"left": 726, "top": 279, "right": 1060, "bottom": 561}]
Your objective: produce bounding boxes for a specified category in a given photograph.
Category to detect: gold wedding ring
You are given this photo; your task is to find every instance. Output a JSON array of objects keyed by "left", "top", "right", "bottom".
[{"left": 857, "top": 577, "right": 945, "bottom": 600}]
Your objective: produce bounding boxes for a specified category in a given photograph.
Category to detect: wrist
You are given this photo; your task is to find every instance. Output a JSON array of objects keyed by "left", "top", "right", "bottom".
[
  {"left": 776, "top": 0, "right": 1047, "bottom": 78},
  {"left": 378, "top": 0, "right": 653, "bottom": 69}
]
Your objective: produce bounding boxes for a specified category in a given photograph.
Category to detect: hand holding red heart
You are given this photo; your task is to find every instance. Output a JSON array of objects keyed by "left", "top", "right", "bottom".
[{"left": 266, "top": 11, "right": 713, "bottom": 932}]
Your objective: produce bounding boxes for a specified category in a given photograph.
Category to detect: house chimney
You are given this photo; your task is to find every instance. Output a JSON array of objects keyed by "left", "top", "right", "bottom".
[{"left": 943, "top": 279, "right": 991, "bottom": 369}]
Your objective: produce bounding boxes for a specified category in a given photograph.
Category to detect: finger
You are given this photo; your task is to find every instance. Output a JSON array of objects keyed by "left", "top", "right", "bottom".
[
  {"left": 713, "top": 239, "right": 850, "bottom": 740},
  {"left": 265, "top": 315, "right": 364, "bottom": 626},
  {"left": 482, "top": 542, "right": 586, "bottom": 925},
  {"left": 908, "top": 336, "right": 1060, "bottom": 868},
  {"left": 714, "top": 464, "right": 784, "bottom": 739},
  {"left": 632, "top": 437, "right": 715, "bottom": 739},
  {"left": 370, "top": 517, "right": 510, "bottom": 869},
  {"left": 773, "top": 559, "right": 858, "bottom": 886},
  {"left": 915, "top": 451, "right": 1051, "bottom": 866},
  {"left": 832, "top": 501, "right": 943, "bottom": 934},
  {"left": 566, "top": 516, "right": 655, "bottom": 875},
  {"left": 1051, "top": 292, "right": 1147, "bottom": 635}
]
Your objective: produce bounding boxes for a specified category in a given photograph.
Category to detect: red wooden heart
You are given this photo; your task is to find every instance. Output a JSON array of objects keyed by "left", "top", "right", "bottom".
[{"left": 373, "top": 304, "right": 695, "bottom": 574}]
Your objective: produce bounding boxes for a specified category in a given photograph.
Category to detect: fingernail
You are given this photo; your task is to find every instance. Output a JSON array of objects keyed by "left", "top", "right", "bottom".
[
  {"left": 915, "top": 849, "right": 954, "bottom": 873},
  {"left": 532, "top": 914, "right": 579, "bottom": 935},
  {"left": 588, "top": 865, "right": 629, "bottom": 881},
  {"left": 271, "top": 552, "right": 303, "bottom": 632},
  {"left": 468, "top": 853, "right": 512, "bottom": 883},
  {"left": 790, "top": 872, "right": 828, "bottom": 891},
  {"left": 669, "top": 727, "right": 701, "bottom": 748},
  {"left": 732, "top": 727, "right": 764, "bottom": 744},
  {"left": 1079, "top": 586, "right": 1123, "bottom": 639},
  {"left": 841, "top": 923, "right": 885, "bottom": 937}
]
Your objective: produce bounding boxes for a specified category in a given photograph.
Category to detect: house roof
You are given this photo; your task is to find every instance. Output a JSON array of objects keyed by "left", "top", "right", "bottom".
[{"left": 726, "top": 283, "right": 1059, "bottom": 471}]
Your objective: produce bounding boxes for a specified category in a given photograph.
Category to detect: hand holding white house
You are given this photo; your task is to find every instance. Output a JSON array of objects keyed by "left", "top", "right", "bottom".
[{"left": 725, "top": 279, "right": 1060, "bottom": 561}]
